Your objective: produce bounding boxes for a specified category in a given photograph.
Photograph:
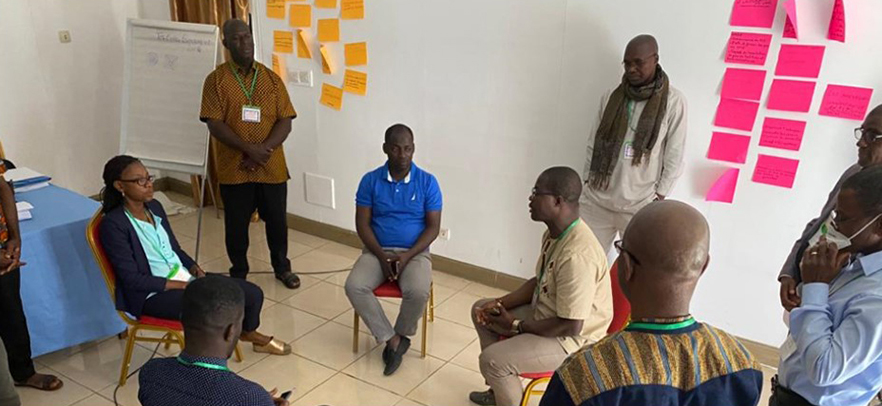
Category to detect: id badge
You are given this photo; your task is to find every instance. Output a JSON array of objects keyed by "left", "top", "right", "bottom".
[
  {"left": 623, "top": 141, "right": 635, "bottom": 159},
  {"left": 242, "top": 105, "right": 261, "bottom": 123}
]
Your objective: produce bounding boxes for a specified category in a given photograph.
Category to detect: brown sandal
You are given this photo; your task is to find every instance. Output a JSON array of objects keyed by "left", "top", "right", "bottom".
[
  {"left": 15, "top": 373, "right": 63, "bottom": 391},
  {"left": 252, "top": 337, "right": 291, "bottom": 355}
]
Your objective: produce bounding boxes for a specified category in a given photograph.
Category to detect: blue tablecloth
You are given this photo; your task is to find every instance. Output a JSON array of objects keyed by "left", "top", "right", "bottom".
[{"left": 17, "top": 185, "right": 126, "bottom": 357}]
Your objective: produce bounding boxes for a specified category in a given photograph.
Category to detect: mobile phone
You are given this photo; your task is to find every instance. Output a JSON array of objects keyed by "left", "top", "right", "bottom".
[
  {"left": 390, "top": 261, "right": 400, "bottom": 280},
  {"left": 281, "top": 390, "right": 293, "bottom": 400},
  {"left": 488, "top": 306, "right": 502, "bottom": 316}
]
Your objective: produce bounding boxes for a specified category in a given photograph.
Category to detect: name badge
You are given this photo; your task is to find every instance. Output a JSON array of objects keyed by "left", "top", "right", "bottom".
[
  {"left": 242, "top": 105, "right": 261, "bottom": 123},
  {"left": 623, "top": 141, "right": 635, "bottom": 159}
]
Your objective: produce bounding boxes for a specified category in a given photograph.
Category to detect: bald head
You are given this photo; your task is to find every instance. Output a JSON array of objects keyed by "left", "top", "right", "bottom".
[
  {"left": 626, "top": 34, "right": 659, "bottom": 55},
  {"left": 222, "top": 19, "right": 249, "bottom": 39},
  {"left": 222, "top": 19, "right": 254, "bottom": 67},
  {"left": 624, "top": 200, "right": 709, "bottom": 277},
  {"left": 538, "top": 167, "right": 582, "bottom": 203},
  {"left": 623, "top": 34, "right": 660, "bottom": 86}
]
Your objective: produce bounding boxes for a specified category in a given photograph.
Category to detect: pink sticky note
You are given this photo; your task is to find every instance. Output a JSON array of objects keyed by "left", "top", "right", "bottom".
[
  {"left": 708, "top": 132, "right": 752, "bottom": 164},
  {"left": 753, "top": 154, "right": 799, "bottom": 188},
  {"left": 819, "top": 84, "right": 874, "bottom": 120},
  {"left": 768, "top": 79, "right": 816, "bottom": 112},
  {"left": 783, "top": 0, "right": 799, "bottom": 39},
  {"left": 706, "top": 168, "right": 740, "bottom": 204},
  {"left": 725, "top": 32, "right": 773, "bottom": 66},
  {"left": 759, "top": 117, "right": 807, "bottom": 151},
  {"left": 715, "top": 98, "right": 761, "bottom": 131},
  {"left": 783, "top": 14, "right": 797, "bottom": 39},
  {"left": 829, "top": 0, "right": 845, "bottom": 42},
  {"left": 731, "top": 0, "right": 779, "bottom": 28},
  {"left": 775, "top": 44, "right": 825, "bottom": 78},
  {"left": 722, "top": 68, "right": 767, "bottom": 101}
]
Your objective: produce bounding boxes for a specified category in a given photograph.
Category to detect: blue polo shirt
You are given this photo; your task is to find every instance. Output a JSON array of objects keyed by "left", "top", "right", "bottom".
[{"left": 356, "top": 162, "right": 442, "bottom": 249}]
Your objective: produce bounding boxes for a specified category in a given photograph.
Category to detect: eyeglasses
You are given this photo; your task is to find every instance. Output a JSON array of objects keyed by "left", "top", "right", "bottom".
[
  {"left": 622, "top": 54, "right": 658, "bottom": 70},
  {"left": 119, "top": 175, "right": 155, "bottom": 187},
  {"left": 614, "top": 240, "right": 641, "bottom": 265},
  {"left": 531, "top": 187, "right": 556, "bottom": 198},
  {"left": 854, "top": 127, "right": 882, "bottom": 143}
]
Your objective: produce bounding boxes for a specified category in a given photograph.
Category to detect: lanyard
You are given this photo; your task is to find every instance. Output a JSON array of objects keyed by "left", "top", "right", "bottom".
[
  {"left": 627, "top": 316, "right": 696, "bottom": 332},
  {"left": 176, "top": 356, "right": 230, "bottom": 372},
  {"left": 625, "top": 100, "right": 638, "bottom": 132},
  {"left": 125, "top": 209, "right": 180, "bottom": 279},
  {"left": 229, "top": 63, "right": 258, "bottom": 104},
  {"left": 533, "top": 219, "right": 580, "bottom": 301}
]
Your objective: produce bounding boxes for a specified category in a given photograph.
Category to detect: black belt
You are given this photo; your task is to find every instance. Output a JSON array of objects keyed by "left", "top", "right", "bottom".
[{"left": 770, "top": 375, "right": 815, "bottom": 406}]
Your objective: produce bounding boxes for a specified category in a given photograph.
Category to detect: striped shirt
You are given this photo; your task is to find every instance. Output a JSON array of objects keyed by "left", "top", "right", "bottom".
[{"left": 539, "top": 318, "right": 763, "bottom": 406}]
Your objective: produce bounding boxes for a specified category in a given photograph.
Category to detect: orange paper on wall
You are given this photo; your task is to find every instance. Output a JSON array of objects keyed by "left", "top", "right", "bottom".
[
  {"left": 341, "top": 0, "right": 364, "bottom": 19},
  {"left": 316, "top": 0, "right": 337, "bottom": 8},
  {"left": 320, "top": 83, "right": 343, "bottom": 110},
  {"left": 272, "top": 54, "right": 287, "bottom": 82},
  {"left": 343, "top": 69, "right": 367, "bottom": 95},
  {"left": 318, "top": 19, "right": 340, "bottom": 42},
  {"left": 267, "top": 0, "right": 285, "bottom": 19},
  {"left": 273, "top": 30, "right": 294, "bottom": 53},
  {"left": 296, "top": 30, "right": 312, "bottom": 59},
  {"left": 345, "top": 42, "right": 367, "bottom": 66},
  {"left": 320, "top": 44, "right": 333, "bottom": 74},
  {"left": 289, "top": 4, "right": 311, "bottom": 27}
]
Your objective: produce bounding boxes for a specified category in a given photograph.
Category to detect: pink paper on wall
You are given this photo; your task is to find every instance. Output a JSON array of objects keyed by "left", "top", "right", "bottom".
[
  {"left": 731, "top": 0, "right": 779, "bottom": 28},
  {"left": 768, "top": 79, "right": 816, "bottom": 112},
  {"left": 715, "top": 98, "right": 761, "bottom": 132},
  {"left": 828, "top": 0, "right": 845, "bottom": 42},
  {"left": 759, "top": 118, "right": 807, "bottom": 151},
  {"left": 706, "top": 168, "right": 740, "bottom": 204},
  {"left": 753, "top": 154, "right": 799, "bottom": 188},
  {"left": 819, "top": 84, "right": 874, "bottom": 120},
  {"left": 783, "top": 14, "right": 797, "bottom": 38},
  {"left": 725, "top": 32, "right": 773, "bottom": 66},
  {"left": 783, "top": 0, "right": 799, "bottom": 39},
  {"left": 721, "top": 68, "right": 767, "bottom": 101},
  {"left": 775, "top": 44, "right": 825, "bottom": 78},
  {"left": 708, "top": 132, "right": 752, "bottom": 164}
]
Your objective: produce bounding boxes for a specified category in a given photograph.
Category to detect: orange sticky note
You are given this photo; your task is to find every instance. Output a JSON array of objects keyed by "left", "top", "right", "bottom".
[
  {"left": 320, "top": 83, "right": 343, "bottom": 110},
  {"left": 316, "top": 0, "right": 337, "bottom": 8},
  {"left": 341, "top": 0, "right": 364, "bottom": 19},
  {"left": 318, "top": 19, "right": 340, "bottom": 42},
  {"left": 267, "top": 0, "right": 285, "bottom": 19},
  {"left": 273, "top": 30, "right": 294, "bottom": 53},
  {"left": 344, "top": 42, "right": 367, "bottom": 66},
  {"left": 271, "top": 54, "right": 288, "bottom": 82},
  {"left": 343, "top": 69, "right": 367, "bottom": 95},
  {"left": 297, "top": 29, "right": 312, "bottom": 59},
  {"left": 289, "top": 4, "right": 311, "bottom": 27},
  {"left": 320, "top": 44, "right": 333, "bottom": 74}
]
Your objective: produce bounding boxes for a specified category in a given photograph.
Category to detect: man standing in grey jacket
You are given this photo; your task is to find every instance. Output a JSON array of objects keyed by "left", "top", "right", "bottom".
[{"left": 778, "top": 104, "right": 882, "bottom": 310}]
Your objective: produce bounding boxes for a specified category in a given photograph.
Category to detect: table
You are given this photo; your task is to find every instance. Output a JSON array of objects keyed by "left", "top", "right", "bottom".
[{"left": 17, "top": 185, "right": 126, "bottom": 357}]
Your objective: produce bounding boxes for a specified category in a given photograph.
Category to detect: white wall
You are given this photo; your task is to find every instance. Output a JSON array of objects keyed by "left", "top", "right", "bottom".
[{"left": 259, "top": 0, "right": 882, "bottom": 346}]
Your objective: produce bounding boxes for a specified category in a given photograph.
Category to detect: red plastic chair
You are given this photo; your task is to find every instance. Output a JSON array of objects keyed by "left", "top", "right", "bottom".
[
  {"left": 86, "top": 210, "right": 242, "bottom": 385},
  {"left": 352, "top": 280, "right": 434, "bottom": 358}
]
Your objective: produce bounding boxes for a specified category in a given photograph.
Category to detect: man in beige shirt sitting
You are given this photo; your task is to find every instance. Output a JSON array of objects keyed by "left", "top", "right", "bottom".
[
  {"left": 581, "top": 34, "right": 688, "bottom": 254},
  {"left": 469, "top": 167, "right": 613, "bottom": 406}
]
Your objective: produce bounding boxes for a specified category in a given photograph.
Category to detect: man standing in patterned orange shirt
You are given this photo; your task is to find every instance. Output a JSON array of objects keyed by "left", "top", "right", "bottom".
[{"left": 200, "top": 19, "right": 300, "bottom": 289}]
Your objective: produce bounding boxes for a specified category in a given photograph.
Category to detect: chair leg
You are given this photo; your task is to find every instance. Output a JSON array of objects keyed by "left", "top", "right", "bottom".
[
  {"left": 420, "top": 306, "right": 428, "bottom": 358},
  {"left": 520, "top": 377, "right": 550, "bottom": 406},
  {"left": 233, "top": 343, "right": 243, "bottom": 362},
  {"left": 429, "top": 284, "right": 435, "bottom": 322},
  {"left": 119, "top": 327, "right": 139, "bottom": 386},
  {"left": 352, "top": 311, "right": 360, "bottom": 353},
  {"left": 162, "top": 333, "right": 173, "bottom": 350}
]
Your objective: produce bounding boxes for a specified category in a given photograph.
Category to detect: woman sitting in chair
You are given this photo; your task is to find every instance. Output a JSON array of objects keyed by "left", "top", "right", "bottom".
[{"left": 99, "top": 155, "right": 290, "bottom": 356}]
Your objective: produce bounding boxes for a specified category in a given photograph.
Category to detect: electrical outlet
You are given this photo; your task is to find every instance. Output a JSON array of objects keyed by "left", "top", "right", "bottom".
[
  {"left": 290, "top": 70, "right": 313, "bottom": 87},
  {"left": 58, "top": 30, "right": 71, "bottom": 43},
  {"left": 439, "top": 228, "right": 450, "bottom": 241}
]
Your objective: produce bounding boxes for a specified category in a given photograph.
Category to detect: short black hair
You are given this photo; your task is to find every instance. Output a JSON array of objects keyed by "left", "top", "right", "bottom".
[
  {"left": 539, "top": 166, "right": 582, "bottom": 203},
  {"left": 843, "top": 166, "right": 882, "bottom": 214},
  {"left": 181, "top": 275, "right": 245, "bottom": 331},
  {"left": 384, "top": 124, "right": 414, "bottom": 143}
]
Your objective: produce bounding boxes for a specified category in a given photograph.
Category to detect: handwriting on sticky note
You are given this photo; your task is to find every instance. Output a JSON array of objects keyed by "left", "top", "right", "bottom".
[
  {"left": 783, "top": 0, "right": 799, "bottom": 39},
  {"left": 775, "top": 45, "right": 825, "bottom": 79},
  {"left": 721, "top": 68, "right": 766, "bottom": 101},
  {"left": 768, "top": 79, "right": 816, "bottom": 113},
  {"left": 320, "top": 83, "right": 343, "bottom": 110},
  {"left": 715, "top": 98, "right": 760, "bottom": 132},
  {"left": 296, "top": 30, "right": 312, "bottom": 59},
  {"left": 320, "top": 44, "right": 333, "bottom": 74},
  {"left": 267, "top": 0, "right": 285, "bottom": 19},
  {"left": 706, "top": 168, "right": 740, "bottom": 204},
  {"left": 725, "top": 32, "right": 772, "bottom": 66},
  {"left": 829, "top": 0, "right": 845, "bottom": 42},
  {"left": 759, "top": 118, "right": 806, "bottom": 151},
  {"left": 819, "top": 85, "right": 874, "bottom": 121},
  {"left": 272, "top": 53, "right": 287, "bottom": 82},
  {"left": 341, "top": 0, "right": 364, "bottom": 19},
  {"left": 708, "top": 132, "right": 751, "bottom": 164},
  {"left": 730, "top": 0, "right": 778, "bottom": 28},
  {"left": 273, "top": 31, "right": 294, "bottom": 53},
  {"left": 753, "top": 154, "right": 799, "bottom": 189},
  {"left": 318, "top": 19, "right": 340, "bottom": 42},
  {"left": 316, "top": 0, "right": 337, "bottom": 8},
  {"left": 343, "top": 69, "right": 367, "bottom": 95},
  {"left": 345, "top": 42, "right": 367, "bottom": 66},
  {"left": 289, "top": 4, "right": 311, "bottom": 27}
]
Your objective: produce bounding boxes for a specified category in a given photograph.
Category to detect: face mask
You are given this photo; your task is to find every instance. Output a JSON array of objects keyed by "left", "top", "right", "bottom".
[{"left": 809, "top": 212, "right": 882, "bottom": 250}]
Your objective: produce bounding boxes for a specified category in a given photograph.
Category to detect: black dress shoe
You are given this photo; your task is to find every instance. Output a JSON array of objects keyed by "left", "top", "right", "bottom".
[
  {"left": 382, "top": 344, "right": 393, "bottom": 364},
  {"left": 469, "top": 389, "right": 496, "bottom": 406},
  {"left": 383, "top": 337, "right": 410, "bottom": 376},
  {"left": 275, "top": 271, "right": 301, "bottom": 289}
]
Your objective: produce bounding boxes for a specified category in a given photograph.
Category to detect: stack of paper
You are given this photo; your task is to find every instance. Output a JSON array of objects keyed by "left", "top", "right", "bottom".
[
  {"left": 4, "top": 168, "right": 51, "bottom": 192},
  {"left": 15, "top": 201, "right": 32, "bottom": 221}
]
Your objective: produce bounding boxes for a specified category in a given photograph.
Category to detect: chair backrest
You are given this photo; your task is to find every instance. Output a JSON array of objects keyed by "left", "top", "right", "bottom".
[
  {"left": 607, "top": 261, "right": 631, "bottom": 334},
  {"left": 85, "top": 209, "right": 137, "bottom": 325}
]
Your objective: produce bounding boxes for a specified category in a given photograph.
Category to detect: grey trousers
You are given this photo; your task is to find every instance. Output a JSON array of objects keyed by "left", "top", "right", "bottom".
[
  {"left": 0, "top": 337, "right": 20, "bottom": 406},
  {"left": 344, "top": 249, "right": 432, "bottom": 343},
  {"left": 472, "top": 298, "right": 569, "bottom": 406}
]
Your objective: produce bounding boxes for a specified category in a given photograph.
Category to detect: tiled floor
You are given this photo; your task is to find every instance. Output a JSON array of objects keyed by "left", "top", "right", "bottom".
[{"left": 20, "top": 195, "right": 782, "bottom": 406}]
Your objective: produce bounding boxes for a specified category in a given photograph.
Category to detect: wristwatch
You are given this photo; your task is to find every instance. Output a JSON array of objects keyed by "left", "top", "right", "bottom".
[{"left": 511, "top": 319, "right": 523, "bottom": 335}]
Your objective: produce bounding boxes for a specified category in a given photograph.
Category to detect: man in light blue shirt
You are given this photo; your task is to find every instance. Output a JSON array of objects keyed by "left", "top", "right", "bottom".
[{"left": 774, "top": 166, "right": 882, "bottom": 406}]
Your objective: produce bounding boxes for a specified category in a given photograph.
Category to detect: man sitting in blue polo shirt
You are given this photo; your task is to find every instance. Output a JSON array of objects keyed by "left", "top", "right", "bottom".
[{"left": 345, "top": 123, "right": 442, "bottom": 376}]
